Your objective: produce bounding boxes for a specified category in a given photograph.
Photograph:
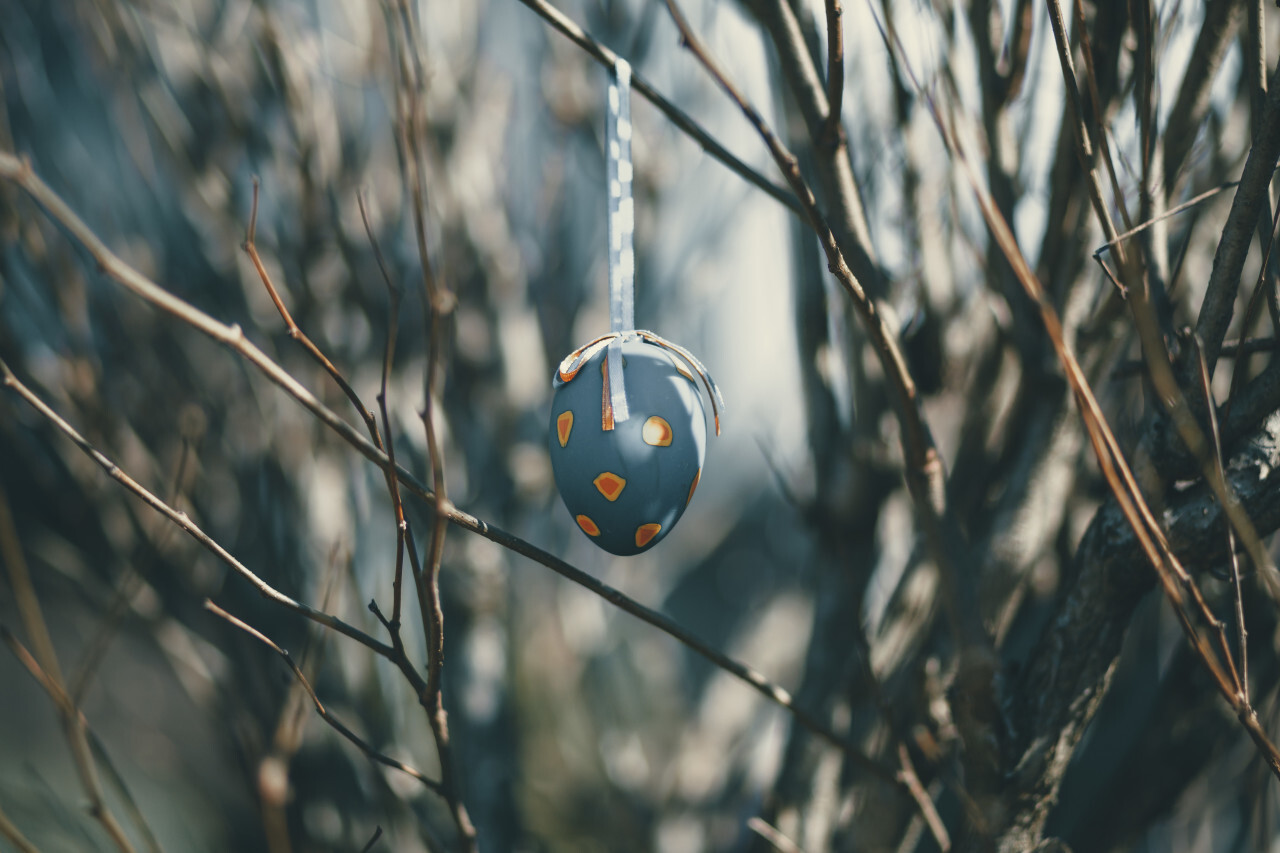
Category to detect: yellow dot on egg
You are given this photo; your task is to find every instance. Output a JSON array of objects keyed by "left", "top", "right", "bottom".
[
  {"left": 642, "top": 416, "right": 673, "bottom": 447},
  {"left": 576, "top": 515, "right": 601, "bottom": 536},
  {"left": 687, "top": 469, "right": 701, "bottom": 506}
]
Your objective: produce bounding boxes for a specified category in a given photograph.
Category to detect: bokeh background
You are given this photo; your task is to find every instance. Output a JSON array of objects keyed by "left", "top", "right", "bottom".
[{"left": 3, "top": 0, "right": 1280, "bottom": 851}]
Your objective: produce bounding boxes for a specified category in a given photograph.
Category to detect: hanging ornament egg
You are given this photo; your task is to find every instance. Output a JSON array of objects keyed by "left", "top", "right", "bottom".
[{"left": 549, "top": 336, "right": 708, "bottom": 555}]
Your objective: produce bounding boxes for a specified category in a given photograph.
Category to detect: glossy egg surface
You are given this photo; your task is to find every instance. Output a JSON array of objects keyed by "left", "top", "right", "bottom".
[{"left": 549, "top": 338, "right": 706, "bottom": 555}]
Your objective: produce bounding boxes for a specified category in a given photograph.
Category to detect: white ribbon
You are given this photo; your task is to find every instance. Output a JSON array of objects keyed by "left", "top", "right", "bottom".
[
  {"left": 605, "top": 58, "right": 634, "bottom": 425},
  {"left": 556, "top": 58, "right": 725, "bottom": 435}
]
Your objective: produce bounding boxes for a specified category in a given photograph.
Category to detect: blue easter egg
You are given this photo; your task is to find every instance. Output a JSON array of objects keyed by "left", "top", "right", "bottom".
[{"left": 549, "top": 337, "right": 707, "bottom": 555}]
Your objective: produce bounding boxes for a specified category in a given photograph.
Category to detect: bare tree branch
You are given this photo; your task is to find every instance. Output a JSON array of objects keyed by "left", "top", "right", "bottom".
[
  {"left": 1197, "top": 62, "right": 1280, "bottom": 375},
  {"left": 513, "top": 0, "right": 803, "bottom": 217}
]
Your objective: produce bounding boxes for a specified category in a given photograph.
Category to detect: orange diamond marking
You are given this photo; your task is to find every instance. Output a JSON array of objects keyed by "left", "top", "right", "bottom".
[
  {"left": 687, "top": 469, "right": 701, "bottom": 506},
  {"left": 593, "top": 472, "right": 626, "bottom": 501},
  {"left": 635, "top": 523, "right": 662, "bottom": 548},
  {"left": 642, "top": 416, "right": 673, "bottom": 447},
  {"left": 556, "top": 411, "right": 574, "bottom": 447},
  {"left": 576, "top": 515, "right": 601, "bottom": 536}
]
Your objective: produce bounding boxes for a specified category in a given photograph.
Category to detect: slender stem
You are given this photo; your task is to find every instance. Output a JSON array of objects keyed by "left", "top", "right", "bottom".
[
  {"left": 0, "top": 627, "right": 136, "bottom": 853},
  {"left": 0, "top": 361, "right": 397, "bottom": 660},
  {"left": 897, "top": 744, "right": 951, "bottom": 851},
  {"left": 746, "top": 817, "right": 805, "bottom": 853},
  {"left": 513, "top": 0, "right": 802, "bottom": 217},
  {"left": 388, "top": 3, "right": 472, "bottom": 848},
  {"left": 1197, "top": 63, "right": 1280, "bottom": 375},
  {"left": 822, "top": 0, "right": 845, "bottom": 149},
  {"left": 1072, "top": 0, "right": 1132, "bottom": 233},
  {"left": 243, "top": 178, "right": 383, "bottom": 447},
  {"left": 1193, "top": 338, "right": 1250, "bottom": 705},
  {"left": 0, "top": 802, "right": 40, "bottom": 853},
  {"left": 358, "top": 190, "right": 411, "bottom": 630},
  {"left": 1093, "top": 179, "right": 1241, "bottom": 259},
  {"left": 205, "top": 600, "right": 446, "bottom": 794},
  {"left": 360, "top": 827, "right": 384, "bottom": 853}
]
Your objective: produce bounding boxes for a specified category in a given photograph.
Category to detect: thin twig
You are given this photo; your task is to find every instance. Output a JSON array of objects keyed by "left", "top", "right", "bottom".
[
  {"left": 1196, "top": 62, "right": 1280, "bottom": 375},
  {"left": 204, "top": 600, "right": 446, "bottom": 795},
  {"left": 1224, "top": 337, "right": 1280, "bottom": 358},
  {"left": 1193, "top": 336, "right": 1249, "bottom": 704},
  {"left": 357, "top": 190, "right": 410, "bottom": 629},
  {"left": 1092, "top": 179, "right": 1243, "bottom": 261},
  {"left": 0, "top": 626, "right": 136, "bottom": 853},
  {"left": 71, "top": 432, "right": 196, "bottom": 708},
  {"left": 0, "top": 151, "right": 399, "bottom": 505},
  {"left": 1071, "top": 0, "right": 1132, "bottom": 234},
  {"left": 258, "top": 547, "right": 344, "bottom": 853},
  {"left": 355, "top": 194, "right": 409, "bottom": 630},
  {"left": 749, "top": 0, "right": 884, "bottom": 292},
  {"left": 747, "top": 816, "right": 806, "bottom": 853},
  {"left": 511, "top": 0, "right": 803, "bottom": 217},
  {"left": 388, "top": 3, "right": 473, "bottom": 845},
  {"left": 0, "top": 360, "right": 397, "bottom": 661},
  {"left": 243, "top": 178, "right": 384, "bottom": 449},
  {"left": 0, "top": 802, "right": 40, "bottom": 853},
  {"left": 391, "top": 0, "right": 451, "bottom": 716},
  {"left": 897, "top": 744, "right": 952, "bottom": 850},
  {"left": 360, "top": 827, "right": 384, "bottom": 853},
  {"left": 0, "top": 486, "right": 145, "bottom": 852},
  {"left": 84, "top": 727, "right": 165, "bottom": 853},
  {"left": 1225, "top": 198, "right": 1280, "bottom": 425},
  {"left": 821, "top": 0, "right": 845, "bottom": 150}
]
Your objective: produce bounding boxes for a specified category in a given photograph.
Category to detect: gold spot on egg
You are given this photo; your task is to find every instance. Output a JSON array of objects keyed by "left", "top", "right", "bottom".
[
  {"left": 556, "top": 411, "right": 574, "bottom": 447},
  {"left": 593, "top": 472, "right": 626, "bottom": 501},
  {"left": 635, "top": 523, "right": 662, "bottom": 548},
  {"left": 642, "top": 416, "right": 673, "bottom": 447}
]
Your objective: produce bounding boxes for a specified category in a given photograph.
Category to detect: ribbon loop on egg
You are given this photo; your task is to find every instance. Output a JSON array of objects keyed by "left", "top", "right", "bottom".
[{"left": 553, "top": 330, "right": 725, "bottom": 436}]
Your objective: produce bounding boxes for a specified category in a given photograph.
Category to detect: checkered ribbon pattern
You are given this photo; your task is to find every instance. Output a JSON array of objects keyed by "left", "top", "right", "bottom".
[
  {"left": 554, "top": 58, "right": 723, "bottom": 435},
  {"left": 605, "top": 58, "right": 636, "bottom": 424}
]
